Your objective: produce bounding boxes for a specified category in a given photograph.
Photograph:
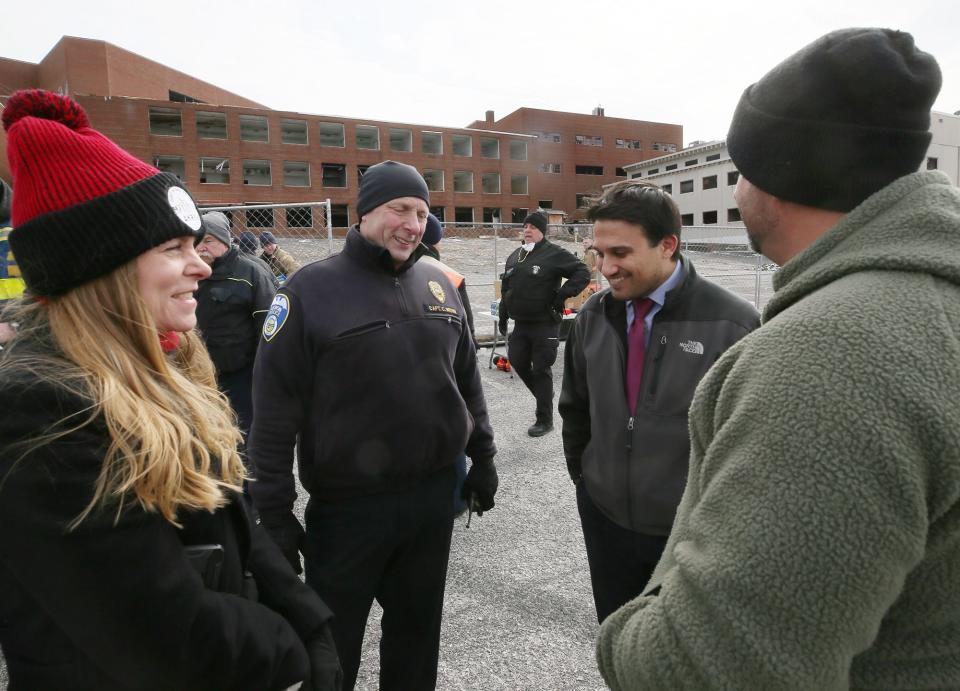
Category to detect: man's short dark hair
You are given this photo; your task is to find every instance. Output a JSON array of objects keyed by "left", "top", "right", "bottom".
[{"left": 586, "top": 180, "right": 682, "bottom": 258}]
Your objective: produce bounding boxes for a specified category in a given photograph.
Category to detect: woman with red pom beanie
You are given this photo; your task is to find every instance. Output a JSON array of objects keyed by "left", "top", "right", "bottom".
[{"left": 0, "top": 90, "right": 341, "bottom": 690}]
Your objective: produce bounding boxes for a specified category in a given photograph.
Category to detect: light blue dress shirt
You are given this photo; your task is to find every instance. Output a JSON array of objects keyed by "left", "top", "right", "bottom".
[{"left": 625, "top": 260, "right": 684, "bottom": 349}]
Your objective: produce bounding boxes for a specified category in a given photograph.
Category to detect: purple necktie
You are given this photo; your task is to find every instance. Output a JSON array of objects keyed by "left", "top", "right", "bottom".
[{"left": 625, "top": 297, "right": 655, "bottom": 416}]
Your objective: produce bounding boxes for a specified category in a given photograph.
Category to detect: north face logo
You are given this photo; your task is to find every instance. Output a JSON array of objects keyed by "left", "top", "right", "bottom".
[{"left": 679, "top": 340, "right": 704, "bottom": 355}]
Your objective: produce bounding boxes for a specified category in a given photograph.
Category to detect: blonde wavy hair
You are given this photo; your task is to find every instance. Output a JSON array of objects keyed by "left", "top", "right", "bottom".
[{"left": 2, "top": 261, "right": 245, "bottom": 528}]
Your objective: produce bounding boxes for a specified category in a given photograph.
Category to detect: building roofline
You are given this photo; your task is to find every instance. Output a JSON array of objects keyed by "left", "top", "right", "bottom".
[{"left": 623, "top": 140, "right": 726, "bottom": 170}]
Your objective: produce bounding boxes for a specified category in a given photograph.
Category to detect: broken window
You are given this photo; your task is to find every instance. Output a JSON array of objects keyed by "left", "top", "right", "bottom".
[
  {"left": 282, "top": 119, "right": 309, "bottom": 145},
  {"left": 318, "top": 122, "right": 344, "bottom": 147},
  {"left": 283, "top": 161, "right": 310, "bottom": 187},
  {"left": 455, "top": 207, "right": 474, "bottom": 223},
  {"left": 239, "top": 115, "right": 269, "bottom": 142},
  {"left": 322, "top": 164, "right": 347, "bottom": 188},
  {"left": 356, "top": 125, "right": 380, "bottom": 150},
  {"left": 422, "top": 169, "right": 444, "bottom": 192},
  {"left": 575, "top": 134, "right": 603, "bottom": 146},
  {"left": 287, "top": 207, "right": 314, "bottom": 228},
  {"left": 153, "top": 155, "right": 185, "bottom": 182},
  {"left": 243, "top": 160, "right": 272, "bottom": 186},
  {"left": 483, "top": 207, "right": 501, "bottom": 223},
  {"left": 575, "top": 165, "right": 604, "bottom": 176},
  {"left": 452, "top": 135, "right": 472, "bottom": 156},
  {"left": 422, "top": 132, "right": 443, "bottom": 155},
  {"left": 453, "top": 171, "right": 474, "bottom": 193},
  {"left": 390, "top": 128, "right": 413, "bottom": 152},
  {"left": 196, "top": 112, "right": 227, "bottom": 139},
  {"left": 149, "top": 107, "right": 181, "bottom": 136},
  {"left": 538, "top": 163, "right": 561, "bottom": 174},
  {"left": 199, "top": 157, "right": 230, "bottom": 184},
  {"left": 246, "top": 208, "right": 274, "bottom": 228},
  {"left": 511, "top": 208, "right": 529, "bottom": 223}
]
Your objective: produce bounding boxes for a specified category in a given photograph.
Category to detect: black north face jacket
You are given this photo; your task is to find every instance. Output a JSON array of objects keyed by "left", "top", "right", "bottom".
[
  {"left": 559, "top": 256, "right": 760, "bottom": 535},
  {"left": 500, "top": 239, "right": 590, "bottom": 323}
]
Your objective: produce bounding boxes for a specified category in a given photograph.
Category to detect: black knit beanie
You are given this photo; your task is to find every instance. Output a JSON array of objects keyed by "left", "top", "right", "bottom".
[
  {"left": 727, "top": 28, "right": 942, "bottom": 212},
  {"left": 356, "top": 161, "right": 430, "bottom": 219},
  {"left": 523, "top": 212, "right": 548, "bottom": 234}
]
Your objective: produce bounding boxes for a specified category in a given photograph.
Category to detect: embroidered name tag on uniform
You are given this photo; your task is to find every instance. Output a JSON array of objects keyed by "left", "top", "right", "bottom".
[
  {"left": 263, "top": 293, "right": 290, "bottom": 341},
  {"left": 424, "top": 304, "right": 458, "bottom": 315}
]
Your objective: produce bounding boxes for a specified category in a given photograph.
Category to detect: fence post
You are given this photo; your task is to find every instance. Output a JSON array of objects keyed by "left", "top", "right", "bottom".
[{"left": 325, "top": 200, "right": 333, "bottom": 255}]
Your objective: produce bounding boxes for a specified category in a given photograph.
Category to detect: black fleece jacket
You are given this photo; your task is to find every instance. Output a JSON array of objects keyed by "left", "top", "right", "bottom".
[{"left": 248, "top": 227, "right": 496, "bottom": 513}]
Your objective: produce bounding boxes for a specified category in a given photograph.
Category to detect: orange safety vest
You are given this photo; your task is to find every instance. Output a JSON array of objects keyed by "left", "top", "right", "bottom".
[{"left": 419, "top": 254, "right": 464, "bottom": 290}]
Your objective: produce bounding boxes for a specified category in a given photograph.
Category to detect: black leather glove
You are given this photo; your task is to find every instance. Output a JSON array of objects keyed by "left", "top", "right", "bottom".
[
  {"left": 306, "top": 624, "right": 343, "bottom": 691},
  {"left": 258, "top": 510, "right": 305, "bottom": 575},
  {"left": 498, "top": 315, "right": 508, "bottom": 336},
  {"left": 461, "top": 458, "right": 499, "bottom": 514},
  {"left": 552, "top": 292, "right": 567, "bottom": 313}
]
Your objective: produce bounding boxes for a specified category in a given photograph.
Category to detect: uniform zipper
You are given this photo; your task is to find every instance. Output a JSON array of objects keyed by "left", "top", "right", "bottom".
[{"left": 394, "top": 277, "right": 409, "bottom": 315}]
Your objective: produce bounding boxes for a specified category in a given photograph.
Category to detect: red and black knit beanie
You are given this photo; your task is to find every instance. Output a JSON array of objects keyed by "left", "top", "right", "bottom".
[{"left": 2, "top": 89, "right": 204, "bottom": 296}]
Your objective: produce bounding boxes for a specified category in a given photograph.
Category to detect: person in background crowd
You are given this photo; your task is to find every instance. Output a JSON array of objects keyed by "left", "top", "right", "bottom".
[
  {"left": 596, "top": 28, "right": 960, "bottom": 690},
  {"left": 559, "top": 180, "right": 759, "bottom": 624},
  {"left": 195, "top": 212, "right": 276, "bottom": 446},
  {"left": 0, "top": 89, "right": 341, "bottom": 691},
  {"left": 237, "top": 229, "right": 278, "bottom": 283},
  {"left": 249, "top": 161, "right": 498, "bottom": 690},
  {"left": 260, "top": 230, "right": 301, "bottom": 282},
  {"left": 0, "top": 178, "right": 24, "bottom": 345},
  {"left": 498, "top": 211, "right": 590, "bottom": 437}
]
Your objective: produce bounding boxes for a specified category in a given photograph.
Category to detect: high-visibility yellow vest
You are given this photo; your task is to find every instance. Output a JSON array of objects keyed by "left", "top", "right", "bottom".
[{"left": 0, "top": 226, "right": 25, "bottom": 300}]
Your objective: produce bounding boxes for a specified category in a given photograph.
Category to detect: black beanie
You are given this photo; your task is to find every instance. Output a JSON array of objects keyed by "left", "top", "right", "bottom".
[
  {"left": 356, "top": 161, "right": 430, "bottom": 219},
  {"left": 727, "top": 28, "right": 941, "bottom": 212},
  {"left": 523, "top": 212, "right": 548, "bottom": 234}
]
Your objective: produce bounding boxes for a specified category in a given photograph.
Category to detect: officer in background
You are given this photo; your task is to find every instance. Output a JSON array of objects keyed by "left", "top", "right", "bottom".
[
  {"left": 195, "top": 212, "right": 277, "bottom": 445},
  {"left": 499, "top": 211, "right": 590, "bottom": 436}
]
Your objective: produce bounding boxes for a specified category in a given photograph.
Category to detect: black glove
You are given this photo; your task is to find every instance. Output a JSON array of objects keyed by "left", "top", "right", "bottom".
[
  {"left": 461, "top": 458, "right": 499, "bottom": 514},
  {"left": 306, "top": 624, "right": 343, "bottom": 691},
  {"left": 552, "top": 292, "right": 567, "bottom": 314},
  {"left": 259, "top": 510, "right": 305, "bottom": 575},
  {"left": 498, "top": 315, "right": 508, "bottom": 336}
]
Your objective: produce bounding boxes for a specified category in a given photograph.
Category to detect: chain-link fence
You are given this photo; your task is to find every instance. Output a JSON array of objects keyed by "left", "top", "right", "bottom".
[{"left": 188, "top": 206, "right": 776, "bottom": 342}]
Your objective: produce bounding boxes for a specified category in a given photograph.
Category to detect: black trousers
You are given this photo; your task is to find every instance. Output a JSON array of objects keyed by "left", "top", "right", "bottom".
[
  {"left": 303, "top": 466, "right": 456, "bottom": 691},
  {"left": 508, "top": 320, "right": 560, "bottom": 423},
  {"left": 218, "top": 364, "right": 254, "bottom": 441},
  {"left": 577, "top": 481, "right": 669, "bottom": 624}
]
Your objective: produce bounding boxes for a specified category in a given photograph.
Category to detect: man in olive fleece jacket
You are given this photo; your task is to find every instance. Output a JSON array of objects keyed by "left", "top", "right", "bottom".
[{"left": 598, "top": 29, "right": 960, "bottom": 690}]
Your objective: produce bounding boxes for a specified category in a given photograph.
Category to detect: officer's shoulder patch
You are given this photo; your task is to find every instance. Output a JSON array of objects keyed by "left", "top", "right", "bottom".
[{"left": 262, "top": 293, "right": 290, "bottom": 341}]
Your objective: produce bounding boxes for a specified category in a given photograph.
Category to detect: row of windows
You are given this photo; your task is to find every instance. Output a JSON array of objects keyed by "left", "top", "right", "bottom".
[
  {"left": 635, "top": 170, "right": 740, "bottom": 189},
  {"left": 679, "top": 209, "right": 742, "bottom": 225},
  {"left": 148, "top": 108, "right": 530, "bottom": 159},
  {"left": 430, "top": 207, "right": 533, "bottom": 224},
  {"left": 154, "top": 155, "right": 531, "bottom": 193},
  {"left": 638, "top": 152, "right": 723, "bottom": 176}
]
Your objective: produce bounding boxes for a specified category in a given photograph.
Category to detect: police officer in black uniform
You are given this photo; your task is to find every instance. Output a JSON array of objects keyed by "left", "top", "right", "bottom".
[
  {"left": 248, "top": 161, "right": 498, "bottom": 691},
  {"left": 499, "top": 212, "right": 590, "bottom": 436}
]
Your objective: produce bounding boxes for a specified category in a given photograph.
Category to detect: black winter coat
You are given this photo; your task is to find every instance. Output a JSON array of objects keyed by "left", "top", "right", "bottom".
[
  {"left": 500, "top": 239, "right": 590, "bottom": 323},
  {"left": 196, "top": 247, "right": 277, "bottom": 375},
  {"left": 0, "top": 360, "right": 332, "bottom": 690}
]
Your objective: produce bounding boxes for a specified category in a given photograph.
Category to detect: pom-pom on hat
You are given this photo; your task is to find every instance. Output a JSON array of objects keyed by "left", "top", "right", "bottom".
[
  {"left": 2, "top": 89, "right": 204, "bottom": 296},
  {"left": 727, "top": 28, "right": 941, "bottom": 212},
  {"left": 356, "top": 160, "right": 429, "bottom": 220}
]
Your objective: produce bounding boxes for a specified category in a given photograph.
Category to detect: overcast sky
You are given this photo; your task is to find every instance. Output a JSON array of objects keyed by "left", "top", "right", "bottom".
[{"left": 4, "top": 0, "right": 958, "bottom": 146}]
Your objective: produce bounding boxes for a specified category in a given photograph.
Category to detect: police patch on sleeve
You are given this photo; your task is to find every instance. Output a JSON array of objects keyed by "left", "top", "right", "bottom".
[{"left": 262, "top": 293, "right": 290, "bottom": 341}]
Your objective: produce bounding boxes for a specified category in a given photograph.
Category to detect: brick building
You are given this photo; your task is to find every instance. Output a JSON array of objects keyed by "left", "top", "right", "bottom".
[{"left": 1, "top": 36, "right": 683, "bottom": 228}]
